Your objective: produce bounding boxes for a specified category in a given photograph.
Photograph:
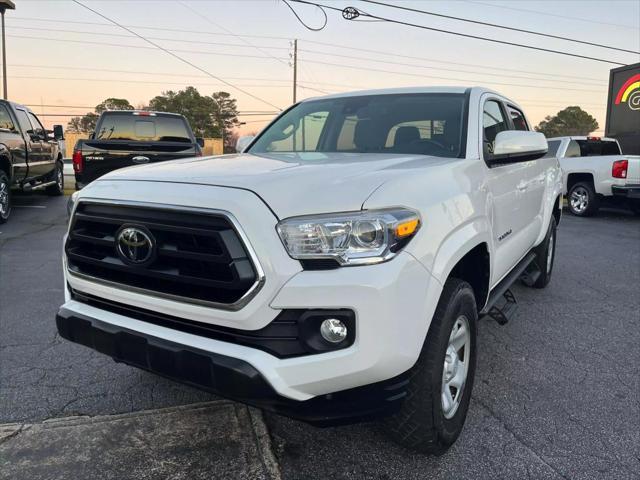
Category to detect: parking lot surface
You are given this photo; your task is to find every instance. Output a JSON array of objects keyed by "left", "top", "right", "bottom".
[{"left": 1, "top": 194, "right": 638, "bottom": 480}]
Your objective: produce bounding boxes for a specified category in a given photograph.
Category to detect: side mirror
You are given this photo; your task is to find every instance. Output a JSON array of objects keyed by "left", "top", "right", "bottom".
[
  {"left": 53, "top": 124, "right": 64, "bottom": 140},
  {"left": 195, "top": 137, "right": 205, "bottom": 148},
  {"left": 490, "top": 131, "right": 548, "bottom": 163},
  {"left": 235, "top": 135, "right": 255, "bottom": 153}
]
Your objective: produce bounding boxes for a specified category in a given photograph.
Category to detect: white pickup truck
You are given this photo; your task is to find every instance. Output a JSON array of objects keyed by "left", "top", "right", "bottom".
[
  {"left": 548, "top": 136, "right": 640, "bottom": 216},
  {"left": 58, "top": 87, "right": 562, "bottom": 454}
]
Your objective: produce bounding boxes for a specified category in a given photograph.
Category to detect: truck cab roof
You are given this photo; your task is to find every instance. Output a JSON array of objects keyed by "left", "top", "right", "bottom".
[{"left": 100, "top": 110, "right": 186, "bottom": 118}]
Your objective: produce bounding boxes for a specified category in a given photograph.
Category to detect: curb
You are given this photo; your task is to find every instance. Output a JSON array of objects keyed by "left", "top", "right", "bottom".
[{"left": 0, "top": 401, "right": 281, "bottom": 480}]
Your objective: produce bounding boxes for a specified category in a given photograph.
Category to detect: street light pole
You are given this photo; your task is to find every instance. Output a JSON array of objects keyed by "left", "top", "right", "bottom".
[{"left": 0, "top": 1, "right": 15, "bottom": 100}]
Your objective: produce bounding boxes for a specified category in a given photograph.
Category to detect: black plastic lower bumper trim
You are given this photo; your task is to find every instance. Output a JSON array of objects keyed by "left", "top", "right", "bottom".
[
  {"left": 56, "top": 307, "right": 409, "bottom": 426},
  {"left": 611, "top": 185, "right": 640, "bottom": 199}
]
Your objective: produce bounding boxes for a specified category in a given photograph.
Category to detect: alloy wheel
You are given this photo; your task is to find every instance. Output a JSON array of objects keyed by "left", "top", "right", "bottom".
[
  {"left": 442, "top": 315, "right": 470, "bottom": 419},
  {"left": 570, "top": 187, "right": 589, "bottom": 214},
  {"left": 546, "top": 230, "right": 555, "bottom": 274},
  {"left": 0, "top": 180, "right": 8, "bottom": 217}
]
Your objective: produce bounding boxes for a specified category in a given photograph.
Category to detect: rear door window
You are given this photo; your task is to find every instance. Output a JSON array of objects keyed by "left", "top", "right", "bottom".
[{"left": 96, "top": 114, "right": 192, "bottom": 143}]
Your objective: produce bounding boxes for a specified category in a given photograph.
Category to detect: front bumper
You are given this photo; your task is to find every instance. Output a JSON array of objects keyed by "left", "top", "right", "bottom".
[
  {"left": 56, "top": 306, "right": 410, "bottom": 426},
  {"left": 61, "top": 250, "right": 441, "bottom": 403},
  {"left": 59, "top": 180, "right": 443, "bottom": 423},
  {"left": 611, "top": 184, "right": 640, "bottom": 199}
]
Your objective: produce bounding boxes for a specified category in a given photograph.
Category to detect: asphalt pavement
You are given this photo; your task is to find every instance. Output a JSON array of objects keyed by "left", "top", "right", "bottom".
[{"left": 1, "top": 193, "right": 638, "bottom": 480}]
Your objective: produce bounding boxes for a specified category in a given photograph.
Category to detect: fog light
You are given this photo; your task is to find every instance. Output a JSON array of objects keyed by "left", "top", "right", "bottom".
[{"left": 320, "top": 318, "right": 348, "bottom": 343}]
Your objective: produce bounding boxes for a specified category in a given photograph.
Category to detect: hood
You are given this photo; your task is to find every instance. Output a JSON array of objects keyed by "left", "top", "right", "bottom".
[{"left": 100, "top": 152, "right": 457, "bottom": 218}]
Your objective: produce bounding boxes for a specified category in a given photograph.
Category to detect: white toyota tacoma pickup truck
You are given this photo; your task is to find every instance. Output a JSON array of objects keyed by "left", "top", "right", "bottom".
[
  {"left": 58, "top": 87, "right": 563, "bottom": 453},
  {"left": 548, "top": 136, "right": 640, "bottom": 216}
]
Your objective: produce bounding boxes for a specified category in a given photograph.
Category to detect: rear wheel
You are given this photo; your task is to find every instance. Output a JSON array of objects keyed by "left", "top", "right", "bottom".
[
  {"left": 46, "top": 161, "right": 64, "bottom": 196},
  {"left": 384, "top": 278, "right": 477, "bottom": 454},
  {"left": 629, "top": 200, "right": 640, "bottom": 216},
  {"left": 568, "top": 181, "right": 599, "bottom": 217},
  {"left": 0, "top": 171, "right": 11, "bottom": 224}
]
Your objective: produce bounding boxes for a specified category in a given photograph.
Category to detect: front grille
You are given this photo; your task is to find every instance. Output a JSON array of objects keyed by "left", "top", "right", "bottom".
[{"left": 66, "top": 202, "right": 260, "bottom": 307}]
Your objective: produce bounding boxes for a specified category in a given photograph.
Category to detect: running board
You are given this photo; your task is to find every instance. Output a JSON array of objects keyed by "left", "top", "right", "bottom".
[
  {"left": 480, "top": 251, "right": 536, "bottom": 324},
  {"left": 22, "top": 180, "right": 56, "bottom": 192}
]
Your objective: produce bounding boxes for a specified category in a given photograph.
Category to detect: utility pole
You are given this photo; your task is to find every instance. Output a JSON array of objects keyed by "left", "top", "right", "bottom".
[
  {"left": 292, "top": 39, "right": 297, "bottom": 104},
  {"left": 0, "top": 1, "right": 15, "bottom": 100}
]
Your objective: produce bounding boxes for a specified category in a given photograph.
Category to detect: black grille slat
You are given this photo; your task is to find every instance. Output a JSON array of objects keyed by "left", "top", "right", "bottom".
[{"left": 66, "top": 203, "right": 258, "bottom": 305}]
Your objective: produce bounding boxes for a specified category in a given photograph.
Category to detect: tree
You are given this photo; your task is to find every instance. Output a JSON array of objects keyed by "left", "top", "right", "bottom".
[
  {"left": 535, "top": 106, "right": 599, "bottom": 137},
  {"left": 149, "top": 86, "right": 217, "bottom": 137},
  {"left": 66, "top": 112, "right": 99, "bottom": 133},
  {"left": 66, "top": 98, "right": 134, "bottom": 133},
  {"left": 95, "top": 98, "right": 134, "bottom": 113},
  {"left": 148, "top": 87, "right": 240, "bottom": 145},
  {"left": 211, "top": 91, "right": 240, "bottom": 152}
]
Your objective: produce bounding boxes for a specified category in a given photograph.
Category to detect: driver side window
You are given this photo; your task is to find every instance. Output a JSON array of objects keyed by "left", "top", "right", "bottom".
[
  {"left": 483, "top": 100, "right": 508, "bottom": 158},
  {"left": 27, "top": 112, "right": 45, "bottom": 137}
]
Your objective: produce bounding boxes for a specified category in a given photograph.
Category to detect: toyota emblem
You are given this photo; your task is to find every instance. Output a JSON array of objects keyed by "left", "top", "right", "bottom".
[{"left": 116, "top": 226, "right": 155, "bottom": 265}]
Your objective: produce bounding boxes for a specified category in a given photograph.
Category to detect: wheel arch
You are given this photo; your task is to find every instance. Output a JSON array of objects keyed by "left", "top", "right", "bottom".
[
  {"left": 566, "top": 172, "right": 595, "bottom": 192},
  {"left": 0, "top": 144, "right": 12, "bottom": 180},
  {"left": 430, "top": 220, "right": 492, "bottom": 312}
]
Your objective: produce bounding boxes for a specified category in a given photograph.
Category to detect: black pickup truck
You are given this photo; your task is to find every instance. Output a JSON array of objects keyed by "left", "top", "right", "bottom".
[
  {"left": 73, "top": 110, "right": 203, "bottom": 189},
  {"left": 0, "top": 100, "right": 64, "bottom": 223}
]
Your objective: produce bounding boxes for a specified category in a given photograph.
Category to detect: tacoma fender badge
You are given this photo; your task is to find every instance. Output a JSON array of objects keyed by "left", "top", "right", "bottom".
[{"left": 498, "top": 229, "right": 512, "bottom": 242}]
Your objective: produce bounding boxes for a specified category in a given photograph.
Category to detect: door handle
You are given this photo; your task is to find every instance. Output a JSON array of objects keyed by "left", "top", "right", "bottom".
[{"left": 516, "top": 183, "right": 528, "bottom": 192}]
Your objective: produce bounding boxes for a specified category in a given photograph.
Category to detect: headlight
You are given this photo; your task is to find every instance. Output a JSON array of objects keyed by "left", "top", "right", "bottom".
[
  {"left": 276, "top": 208, "right": 421, "bottom": 266},
  {"left": 67, "top": 191, "right": 80, "bottom": 217}
]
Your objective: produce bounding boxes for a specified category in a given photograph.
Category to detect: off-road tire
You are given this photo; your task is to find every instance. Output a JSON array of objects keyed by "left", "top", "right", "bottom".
[
  {"left": 46, "top": 161, "right": 64, "bottom": 196},
  {"left": 530, "top": 216, "right": 556, "bottom": 289},
  {"left": 0, "top": 170, "right": 11, "bottom": 224},
  {"left": 568, "top": 181, "right": 599, "bottom": 217},
  {"left": 384, "top": 278, "right": 477, "bottom": 454}
]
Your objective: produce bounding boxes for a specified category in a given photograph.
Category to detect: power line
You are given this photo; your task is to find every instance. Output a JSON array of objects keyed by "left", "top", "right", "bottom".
[
  {"left": 298, "top": 57, "right": 605, "bottom": 94},
  {"left": 10, "top": 74, "right": 292, "bottom": 89},
  {"left": 464, "top": 1, "right": 640, "bottom": 31},
  {"left": 8, "top": 34, "right": 289, "bottom": 62},
  {"left": 71, "top": 1, "right": 283, "bottom": 110},
  {"left": 12, "top": 21, "right": 611, "bottom": 83},
  {"left": 297, "top": 39, "right": 608, "bottom": 83},
  {"left": 178, "top": 1, "right": 291, "bottom": 66},
  {"left": 360, "top": 0, "right": 639, "bottom": 54},
  {"left": 11, "top": 16, "right": 294, "bottom": 41},
  {"left": 9, "top": 26, "right": 292, "bottom": 50},
  {"left": 299, "top": 48, "right": 606, "bottom": 87},
  {"left": 10, "top": 63, "right": 291, "bottom": 84},
  {"left": 10, "top": 30, "right": 610, "bottom": 89},
  {"left": 289, "top": 0, "right": 628, "bottom": 66}
]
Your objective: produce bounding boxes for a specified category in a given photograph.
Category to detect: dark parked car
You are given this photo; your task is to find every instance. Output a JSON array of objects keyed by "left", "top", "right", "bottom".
[
  {"left": 0, "top": 100, "right": 64, "bottom": 223},
  {"left": 72, "top": 110, "right": 203, "bottom": 189}
]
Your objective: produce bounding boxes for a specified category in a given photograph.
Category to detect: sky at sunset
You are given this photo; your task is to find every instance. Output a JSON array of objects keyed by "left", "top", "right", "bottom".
[{"left": 5, "top": 0, "right": 640, "bottom": 134}]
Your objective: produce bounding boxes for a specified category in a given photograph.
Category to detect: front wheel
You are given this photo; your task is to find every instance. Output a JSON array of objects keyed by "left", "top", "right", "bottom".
[
  {"left": 46, "top": 161, "right": 64, "bottom": 196},
  {"left": 0, "top": 171, "right": 11, "bottom": 224},
  {"left": 384, "top": 278, "right": 477, "bottom": 454}
]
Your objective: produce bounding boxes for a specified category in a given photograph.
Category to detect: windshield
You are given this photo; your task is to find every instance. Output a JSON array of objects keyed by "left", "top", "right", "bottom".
[{"left": 249, "top": 93, "right": 466, "bottom": 158}]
